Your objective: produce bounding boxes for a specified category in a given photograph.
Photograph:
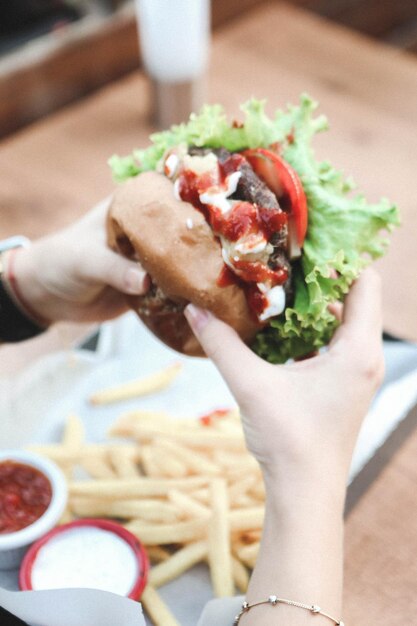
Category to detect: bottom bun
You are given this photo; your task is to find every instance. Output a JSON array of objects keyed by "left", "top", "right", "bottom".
[{"left": 107, "top": 171, "right": 262, "bottom": 356}]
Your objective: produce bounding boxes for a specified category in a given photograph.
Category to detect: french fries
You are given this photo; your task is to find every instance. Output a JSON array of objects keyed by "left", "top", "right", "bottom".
[
  {"left": 31, "top": 367, "right": 266, "bottom": 626},
  {"left": 149, "top": 541, "right": 208, "bottom": 588},
  {"left": 89, "top": 362, "right": 182, "bottom": 405},
  {"left": 141, "top": 585, "right": 181, "bottom": 626},
  {"left": 208, "top": 479, "right": 234, "bottom": 597}
]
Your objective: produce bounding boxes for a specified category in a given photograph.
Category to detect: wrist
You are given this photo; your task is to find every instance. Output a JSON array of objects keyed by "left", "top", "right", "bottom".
[
  {"left": 261, "top": 457, "right": 348, "bottom": 515},
  {"left": 6, "top": 247, "right": 51, "bottom": 326}
]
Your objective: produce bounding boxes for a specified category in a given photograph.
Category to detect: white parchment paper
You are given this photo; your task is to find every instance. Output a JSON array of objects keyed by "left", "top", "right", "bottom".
[{"left": 0, "top": 586, "right": 145, "bottom": 626}]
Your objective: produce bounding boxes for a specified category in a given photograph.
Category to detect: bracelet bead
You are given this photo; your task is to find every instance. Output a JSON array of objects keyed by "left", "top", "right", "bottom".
[{"left": 233, "top": 595, "right": 344, "bottom": 625}]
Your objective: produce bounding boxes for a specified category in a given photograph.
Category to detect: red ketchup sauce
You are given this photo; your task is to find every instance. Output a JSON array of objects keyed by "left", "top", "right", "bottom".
[
  {"left": 176, "top": 153, "right": 288, "bottom": 319},
  {"left": 0, "top": 461, "right": 52, "bottom": 534}
]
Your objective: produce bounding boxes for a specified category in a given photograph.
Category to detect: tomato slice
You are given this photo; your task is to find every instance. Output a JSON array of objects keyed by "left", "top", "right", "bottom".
[{"left": 242, "top": 148, "right": 308, "bottom": 253}]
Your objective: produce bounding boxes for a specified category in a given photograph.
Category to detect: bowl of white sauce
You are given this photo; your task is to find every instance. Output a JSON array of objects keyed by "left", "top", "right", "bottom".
[{"left": 19, "top": 518, "right": 149, "bottom": 599}]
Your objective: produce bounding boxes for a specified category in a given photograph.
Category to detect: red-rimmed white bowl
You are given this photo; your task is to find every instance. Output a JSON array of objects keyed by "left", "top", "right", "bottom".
[
  {"left": 19, "top": 518, "right": 149, "bottom": 600},
  {"left": 0, "top": 450, "right": 68, "bottom": 570}
]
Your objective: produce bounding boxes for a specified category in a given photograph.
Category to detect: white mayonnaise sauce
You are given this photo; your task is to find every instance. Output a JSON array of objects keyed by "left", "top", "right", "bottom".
[
  {"left": 173, "top": 178, "right": 182, "bottom": 201},
  {"left": 164, "top": 153, "right": 179, "bottom": 178},
  {"left": 31, "top": 527, "right": 138, "bottom": 596},
  {"left": 235, "top": 235, "right": 268, "bottom": 256},
  {"left": 199, "top": 170, "right": 241, "bottom": 214},
  {"left": 258, "top": 284, "right": 286, "bottom": 321}
]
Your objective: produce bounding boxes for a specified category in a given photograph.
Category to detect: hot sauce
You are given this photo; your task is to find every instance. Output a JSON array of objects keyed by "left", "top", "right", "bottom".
[
  {"left": 0, "top": 461, "right": 52, "bottom": 534},
  {"left": 173, "top": 151, "right": 289, "bottom": 321}
]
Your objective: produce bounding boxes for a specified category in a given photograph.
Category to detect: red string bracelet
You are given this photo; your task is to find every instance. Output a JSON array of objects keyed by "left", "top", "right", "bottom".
[{"left": 5, "top": 248, "right": 49, "bottom": 328}]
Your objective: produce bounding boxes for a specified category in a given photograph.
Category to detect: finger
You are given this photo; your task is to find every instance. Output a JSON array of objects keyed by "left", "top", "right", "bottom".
[
  {"left": 87, "top": 247, "right": 149, "bottom": 295},
  {"left": 328, "top": 301, "right": 343, "bottom": 322},
  {"left": 330, "top": 268, "right": 382, "bottom": 348},
  {"left": 184, "top": 304, "right": 262, "bottom": 393}
]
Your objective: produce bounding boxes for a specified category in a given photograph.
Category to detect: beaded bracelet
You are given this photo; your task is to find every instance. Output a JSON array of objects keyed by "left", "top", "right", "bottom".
[{"left": 233, "top": 595, "right": 344, "bottom": 625}]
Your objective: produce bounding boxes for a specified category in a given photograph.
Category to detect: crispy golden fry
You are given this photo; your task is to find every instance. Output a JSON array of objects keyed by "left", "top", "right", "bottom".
[
  {"left": 141, "top": 585, "right": 181, "bottom": 626},
  {"left": 126, "top": 518, "right": 207, "bottom": 544},
  {"left": 89, "top": 363, "right": 182, "bottom": 405},
  {"left": 141, "top": 446, "right": 164, "bottom": 477},
  {"left": 58, "top": 508, "right": 74, "bottom": 525},
  {"left": 80, "top": 456, "right": 116, "bottom": 479},
  {"left": 149, "top": 541, "right": 208, "bottom": 588},
  {"left": 232, "top": 556, "right": 250, "bottom": 593},
  {"left": 155, "top": 451, "right": 188, "bottom": 479},
  {"left": 69, "top": 476, "right": 209, "bottom": 499},
  {"left": 191, "top": 487, "right": 210, "bottom": 504},
  {"left": 208, "top": 479, "right": 234, "bottom": 597},
  {"left": 234, "top": 541, "right": 260, "bottom": 569},
  {"left": 62, "top": 414, "right": 85, "bottom": 449},
  {"left": 168, "top": 489, "right": 211, "bottom": 519},
  {"left": 27, "top": 443, "right": 138, "bottom": 463},
  {"left": 108, "top": 410, "right": 172, "bottom": 437},
  {"left": 33, "top": 372, "right": 270, "bottom": 622},
  {"left": 108, "top": 448, "right": 140, "bottom": 478},
  {"left": 132, "top": 426, "right": 246, "bottom": 451},
  {"left": 70, "top": 498, "right": 180, "bottom": 523},
  {"left": 147, "top": 545, "right": 171, "bottom": 564},
  {"left": 156, "top": 439, "right": 220, "bottom": 476},
  {"left": 229, "top": 506, "right": 265, "bottom": 532}
]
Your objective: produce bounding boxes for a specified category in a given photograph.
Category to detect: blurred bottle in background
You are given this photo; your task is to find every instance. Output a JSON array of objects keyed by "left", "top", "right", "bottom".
[{"left": 136, "top": 0, "right": 210, "bottom": 127}]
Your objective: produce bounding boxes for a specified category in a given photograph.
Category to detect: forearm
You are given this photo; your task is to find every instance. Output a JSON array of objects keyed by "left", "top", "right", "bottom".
[{"left": 242, "top": 470, "right": 346, "bottom": 625}]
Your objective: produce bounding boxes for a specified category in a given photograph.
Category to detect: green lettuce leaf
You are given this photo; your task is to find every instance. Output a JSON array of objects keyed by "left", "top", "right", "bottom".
[{"left": 109, "top": 95, "right": 399, "bottom": 363}]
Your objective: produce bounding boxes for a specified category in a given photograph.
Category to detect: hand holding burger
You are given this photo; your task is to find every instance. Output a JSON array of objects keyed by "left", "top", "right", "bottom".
[{"left": 108, "top": 95, "right": 399, "bottom": 362}]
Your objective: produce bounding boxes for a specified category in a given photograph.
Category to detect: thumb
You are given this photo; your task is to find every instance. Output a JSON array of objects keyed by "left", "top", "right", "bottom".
[
  {"left": 88, "top": 247, "right": 149, "bottom": 295},
  {"left": 184, "top": 304, "right": 259, "bottom": 393}
]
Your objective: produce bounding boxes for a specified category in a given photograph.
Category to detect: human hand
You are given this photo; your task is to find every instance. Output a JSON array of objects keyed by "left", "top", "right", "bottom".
[
  {"left": 187, "top": 271, "right": 383, "bottom": 624},
  {"left": 8, "top": 198, "right": 148, "bottom": 324},
  {"left": 185, "top": 270, "right": 384, "bottom": 490}
]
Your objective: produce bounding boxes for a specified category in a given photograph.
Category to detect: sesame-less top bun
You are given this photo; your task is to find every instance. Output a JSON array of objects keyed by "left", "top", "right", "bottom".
[{"left": 107, "top": 171, "right": 261, "bottom": 356}]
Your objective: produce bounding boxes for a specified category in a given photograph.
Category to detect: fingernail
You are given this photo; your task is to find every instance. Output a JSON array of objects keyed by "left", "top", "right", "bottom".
[
  {"left": 184, "top": 304, "right": 211, "bottom": 335},
  {"left": 125, "top": 267, "right": 147, "bottom": 294}
]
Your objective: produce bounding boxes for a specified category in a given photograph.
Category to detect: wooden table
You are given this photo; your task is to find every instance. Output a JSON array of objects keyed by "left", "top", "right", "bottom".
[{"left": 1, "top": 2, "right": 417, "bottom": 623}]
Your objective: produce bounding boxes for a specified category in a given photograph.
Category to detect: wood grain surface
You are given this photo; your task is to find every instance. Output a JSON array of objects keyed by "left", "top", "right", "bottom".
[
  {"left": 1, "top": 5, "right": 417, "bottom": 621},
  {"left": 1, "top": 1, "right": 416, "bottom": 340},
  {"left": 344, "top": 413, "right": 417, "bottom": 624}
]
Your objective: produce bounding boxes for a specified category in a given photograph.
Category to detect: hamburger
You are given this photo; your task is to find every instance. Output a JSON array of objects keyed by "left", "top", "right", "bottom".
[{"left": 108, "top": 95, "right": 399, "bottom": 363}]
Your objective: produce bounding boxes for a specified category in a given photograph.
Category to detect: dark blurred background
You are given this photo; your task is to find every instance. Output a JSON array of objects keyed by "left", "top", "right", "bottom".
[{"left": 1, "top": 0, "right": 417, "bottom": 137}]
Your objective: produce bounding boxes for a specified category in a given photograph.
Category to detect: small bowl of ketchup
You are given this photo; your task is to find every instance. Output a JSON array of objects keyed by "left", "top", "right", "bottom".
[{"left": 0, "top": 450, "right": 67, "bottom": 570}]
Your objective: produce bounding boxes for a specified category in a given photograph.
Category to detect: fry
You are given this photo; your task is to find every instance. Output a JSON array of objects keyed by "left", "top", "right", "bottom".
[
  {"left": 147, "top": 546, "right": 171, "bottom": 564},
  {"left": 70, "top": 498, "right": 180, "bottom": 523},
  {"left": 80, "top": 456, "right": 116, "bottom": 479},
  {"left": 27, "top": 443, "right": 138, "bottom": 463},
  {"left": 108, "top": 410, "right": 172, "bottom": 437},
  {"left": 234, "top": 541, "right": 259, "bottom": 569},
  {"left": 208, "top": 479, "right": 234, "bottom": 597},
  {"left": 168, "top": 489, "right": 211, "bottom": 519},
  {"left": 232, "top": 556, "right": 250, "bottom": 593},
  {"left": 69, "top": 476, "right": 209, "bottom": 499},
  {"left": 132, "top": 426, "right": 246, "bottom": 451},
  {"left": 149, "top": 541, "right": 208, "bottom": 588},
  {"left": 126, "top": 518, "right": 207, "bottom": 544},
  {"left": 141, "top": 446, "right": 163, "bottom": 477},
  {"left": 229, "top": 475, "right": 258, "bottom": 503},
  {"left": 156, "top": 439, "right": 220, "bottom": 476},
  {"left": 89, "top": 362, "right": 182, "bottom": 405},
  {"left": 62, "top": 414, "right": 85, "bottom": 449},
  {"left": 191, "top": 488, "right": 210, "bottom": 504},
  {"left": 141, "top": 585, "right": 180, "bottom": 626},
  {"left": 229, "top": 507, "right": 265, "bottom": 531},
  {"left": 58, "top": 508, "right": 74, "bottom": 525},
  {"left": 154, "top": 451, "right": 188, "bottom": 479},
  {"left": 108, "top": 448, "right": 140, "bottom": 478}
]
